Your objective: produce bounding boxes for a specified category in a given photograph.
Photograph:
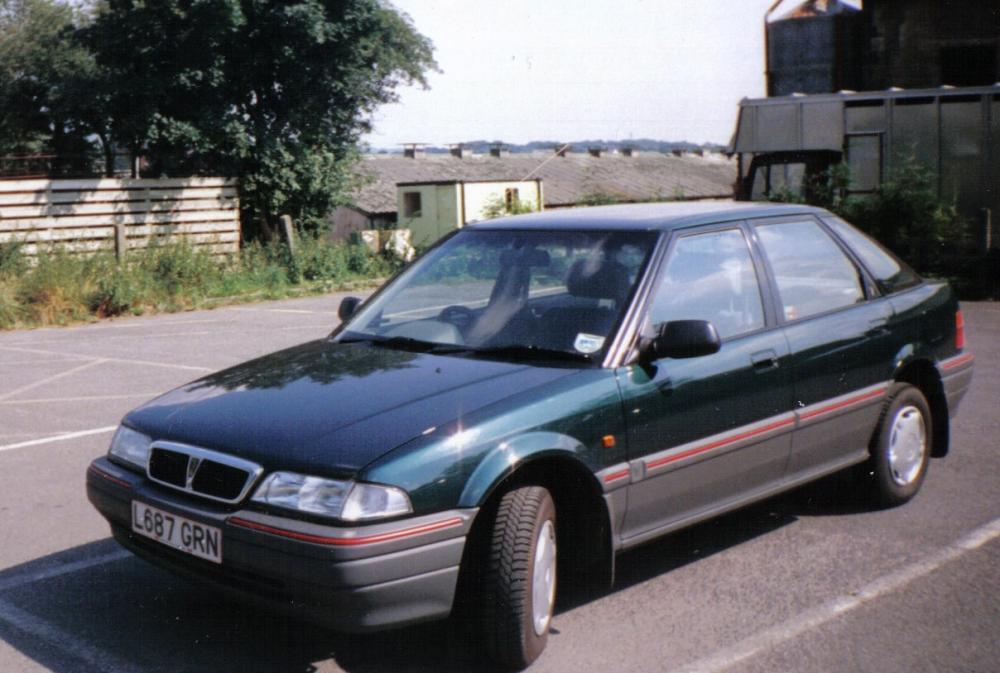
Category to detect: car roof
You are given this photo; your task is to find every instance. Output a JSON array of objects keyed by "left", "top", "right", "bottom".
[{"left": 467, "top": 200, "right": 831, "bottom": 232}]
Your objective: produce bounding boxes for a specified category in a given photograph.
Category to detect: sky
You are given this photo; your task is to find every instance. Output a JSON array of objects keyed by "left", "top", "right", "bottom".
[{"left": 363, "top": 0, "right": 860, "bottom": 149}]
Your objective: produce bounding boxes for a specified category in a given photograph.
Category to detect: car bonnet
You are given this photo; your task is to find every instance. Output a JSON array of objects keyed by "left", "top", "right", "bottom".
[{"left": 123, "top": 339, "right": 578, "bottom": 476}]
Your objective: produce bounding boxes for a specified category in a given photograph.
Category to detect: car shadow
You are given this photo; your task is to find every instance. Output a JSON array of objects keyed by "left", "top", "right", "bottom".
[
  {"left": 0, "top": 472, "right": 880, "bottom": 673},
  {"left": 606, "top": 469, "right": 872, "bottom": 599}
]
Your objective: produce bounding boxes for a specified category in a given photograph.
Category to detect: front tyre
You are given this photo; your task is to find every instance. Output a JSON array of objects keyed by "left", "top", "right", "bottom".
[
  {"left": 482, "top": 486, "right": 557, "bottom": 669},
  {"left": 867, "top": 383, "right": 932, "bottom": 507}
]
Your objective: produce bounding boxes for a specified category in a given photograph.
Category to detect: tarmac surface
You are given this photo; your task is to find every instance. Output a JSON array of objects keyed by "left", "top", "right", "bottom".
[{"left": 0, "top": 294, "right": 996, "bottom": 673}]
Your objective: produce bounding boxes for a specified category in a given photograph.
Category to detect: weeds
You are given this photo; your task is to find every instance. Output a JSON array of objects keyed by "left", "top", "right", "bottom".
[{"left": 0, "top": 236, "right": 399, "bottom": 330}]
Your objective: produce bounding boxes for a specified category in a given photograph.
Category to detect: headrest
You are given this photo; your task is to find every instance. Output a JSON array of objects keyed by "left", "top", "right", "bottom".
[{"left": 566, "top": 258, "right": 629, "bottom": 301}]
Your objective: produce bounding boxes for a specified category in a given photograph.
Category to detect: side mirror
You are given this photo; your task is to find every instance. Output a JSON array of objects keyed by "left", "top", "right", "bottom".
[
  {"left": 338, "top": 296, "right": 362, "bottom": 322},
  {"left": 641, "top": 320, "right": 721, "bottom": 361}
]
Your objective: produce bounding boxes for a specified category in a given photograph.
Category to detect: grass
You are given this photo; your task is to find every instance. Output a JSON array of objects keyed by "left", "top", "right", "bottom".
[{"left": 0, "top": 235, "right": 399, "bottom": 330}]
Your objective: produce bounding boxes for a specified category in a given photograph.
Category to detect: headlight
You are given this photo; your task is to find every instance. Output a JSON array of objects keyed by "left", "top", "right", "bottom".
[
  {"left": 341, "top": 482, "right": 413, "bottom": 521},
  {"left": 107, "top": 425, "right": 152, "bottom": 471},
  {"left": 251, "top": 472, "right": 412, "bottom": 521}
]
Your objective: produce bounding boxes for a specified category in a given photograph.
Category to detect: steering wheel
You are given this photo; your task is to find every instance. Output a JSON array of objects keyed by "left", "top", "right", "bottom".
[{"left": 438, "top": 305, "right": 476, "bottom": 330}]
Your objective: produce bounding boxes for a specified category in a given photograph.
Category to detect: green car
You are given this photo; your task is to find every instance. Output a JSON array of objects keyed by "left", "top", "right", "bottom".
[{"left": 87, "top": 202, "right": 974, "bottom": 669}]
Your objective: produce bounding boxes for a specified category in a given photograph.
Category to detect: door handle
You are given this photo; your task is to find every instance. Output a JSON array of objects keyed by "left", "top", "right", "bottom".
[
  {"left": 750, "top": 349, "right": 778, "bottom": 371},
  {"left": 867, "top": 318, "right": 890, "bottom": 337}
]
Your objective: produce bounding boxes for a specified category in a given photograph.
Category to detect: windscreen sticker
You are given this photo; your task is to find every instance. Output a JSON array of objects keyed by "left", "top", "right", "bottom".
[{"left": 574, "top": 333, "right": 605, "bottom": 354}]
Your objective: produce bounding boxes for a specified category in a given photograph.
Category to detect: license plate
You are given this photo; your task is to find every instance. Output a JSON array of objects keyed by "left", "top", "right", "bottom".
[{"left": 131, "top": 500, "right": 222, "bottom": 564}]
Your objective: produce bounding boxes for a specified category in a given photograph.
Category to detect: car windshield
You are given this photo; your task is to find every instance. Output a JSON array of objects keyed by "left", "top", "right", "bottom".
[{"left": 339, "top": 228, "right": 657, "bottom": 361}]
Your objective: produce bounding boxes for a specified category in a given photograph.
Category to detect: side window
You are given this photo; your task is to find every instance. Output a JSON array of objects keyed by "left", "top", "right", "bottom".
[
  {"left": 403, "top": 192, "right": 422, "bottom": 217},
  {"left": 504, "top": 188, "right": 519, "bottom": 211},
  {"left": 822, "top": 216, "right": 920, "bottom": 294},
  {"left": 755, "top": 219, "right": 864, "bottom": 321},
  {"left": 649, "top": 229, "right": 765, "bottom": 340}
]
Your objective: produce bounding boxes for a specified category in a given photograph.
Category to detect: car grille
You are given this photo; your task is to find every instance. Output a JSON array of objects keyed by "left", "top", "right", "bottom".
[{"left": 147, "top": 442, "right": 263, "bottom": 504}]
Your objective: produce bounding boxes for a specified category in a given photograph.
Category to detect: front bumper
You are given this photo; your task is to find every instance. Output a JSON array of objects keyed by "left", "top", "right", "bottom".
[{"left": 86, "top": 457, "right": 476, "bottom": 632}]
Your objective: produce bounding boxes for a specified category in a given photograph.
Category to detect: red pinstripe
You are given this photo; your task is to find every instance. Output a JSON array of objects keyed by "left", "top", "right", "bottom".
[
  {"left": 88, "top": 465, "right": 133, "bottom": 490},
  {"left": 798, "top": 387, "right": 887, "bottom": 421},
  {"left": 602, "top": 469, "right": 630, "bottom": 484},
  {"left": 227, "top": 515, "right": 463, "bottom": 546},
  {"left": 941, "top": 353, "right": 974, "bottom": 371},
  {"left": 646, "top": 417, "right": 795, "bottom": 471}
]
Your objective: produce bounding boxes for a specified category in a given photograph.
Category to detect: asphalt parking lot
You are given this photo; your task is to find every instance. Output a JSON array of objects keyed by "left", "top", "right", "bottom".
[{"left": 0, "top": 296, "right": 997, "bottom": 673}]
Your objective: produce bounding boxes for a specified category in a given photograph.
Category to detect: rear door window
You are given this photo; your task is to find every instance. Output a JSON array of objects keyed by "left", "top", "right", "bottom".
[{"left": 754, "top": 219, "right": 864, "bottom": 321}]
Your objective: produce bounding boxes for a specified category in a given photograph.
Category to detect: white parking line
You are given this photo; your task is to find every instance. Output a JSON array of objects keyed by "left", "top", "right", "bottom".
[
  {"left": 0, "top": 518, "right": 995, "bottom": 673},
  {"left": 228, "top": 306, "right": 338, "bottom": 315},
  {"left": 0, "top": 359, "right": 86, "bottom": 366},
  {"left": 0, "top": 359, "right": 106, "bottom": 402},
  {"left": 0, "top": 345, "right": 214, "bottom": 373},
  {"left": 0, "top": 393, "right": 160, "bottom": 406},
  {"left": 0, "top": 318, "right": 223, "bottom": 340},
  {"left": 0, "top": 551, "right": 130, "bottom": 594},
  {"left": 0, "top": 426, "right": 117, "bottom": 454},
  {"left": 0, "top": 597, "right": 145, "bottom": 673},
  {"left": 674, "top": 516, "right": 1000, "bottom": 673}
]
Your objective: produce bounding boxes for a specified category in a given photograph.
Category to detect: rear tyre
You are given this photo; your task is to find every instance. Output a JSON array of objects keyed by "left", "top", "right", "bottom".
[
  {"left": 866, "top": 383, "right": 932, "bottom": 507},
  {"left": 481, "top": 486, "right": 557, "bottom": 670}
]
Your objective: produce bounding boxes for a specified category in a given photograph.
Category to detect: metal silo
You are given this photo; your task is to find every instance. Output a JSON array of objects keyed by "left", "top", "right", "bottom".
[{"left": 766, "top": 0, "right": 864, "bottom": 96}]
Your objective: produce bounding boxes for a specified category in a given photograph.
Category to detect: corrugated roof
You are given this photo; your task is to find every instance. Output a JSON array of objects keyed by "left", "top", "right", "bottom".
[{"left": 348, "top": 152, "right": 736, "bottom": 214}]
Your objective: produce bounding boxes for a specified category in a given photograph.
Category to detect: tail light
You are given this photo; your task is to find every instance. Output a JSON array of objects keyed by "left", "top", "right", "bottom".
[{"left": 955, "top": 310, "right": 966, "bottom": 351}]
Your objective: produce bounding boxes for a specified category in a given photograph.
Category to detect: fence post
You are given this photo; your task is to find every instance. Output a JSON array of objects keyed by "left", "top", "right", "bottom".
[
  {"left": 114, "top": 223, "right": 127, "bottom": 262},
  {"left": 279, "top": 214, "right": 296, "bottom": 254}
]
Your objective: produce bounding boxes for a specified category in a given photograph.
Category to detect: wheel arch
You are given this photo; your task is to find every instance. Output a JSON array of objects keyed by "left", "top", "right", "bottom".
[
  {"left": 893, "top": 358, "right": 949, "bottom": 457},
  {"left": 460, "top": 449, "right": 615, "bottom": 595}
]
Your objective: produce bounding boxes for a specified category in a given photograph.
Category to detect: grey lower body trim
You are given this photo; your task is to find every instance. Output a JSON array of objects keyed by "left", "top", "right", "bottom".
[
  {"left": 618, "top": 449, "right": 867, "bottom": 551},
  {"left": 942, "top": 364, "right": 974, "bottom": 418}
]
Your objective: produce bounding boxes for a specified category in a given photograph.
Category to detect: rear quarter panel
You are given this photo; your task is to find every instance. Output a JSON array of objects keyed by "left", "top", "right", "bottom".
[{"left": 886, "top": 281, "right": 959, "bottom": 370}]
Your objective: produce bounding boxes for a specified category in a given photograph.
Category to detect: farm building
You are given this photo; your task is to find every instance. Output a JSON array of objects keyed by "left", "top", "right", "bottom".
[{"left": 329, "top": 149, "right": 736, "bottom": 241}]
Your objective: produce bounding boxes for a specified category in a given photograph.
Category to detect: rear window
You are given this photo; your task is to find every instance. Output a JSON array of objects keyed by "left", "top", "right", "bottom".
[{"left": 822, "top": 216, "right": 921, "bottom": 294}]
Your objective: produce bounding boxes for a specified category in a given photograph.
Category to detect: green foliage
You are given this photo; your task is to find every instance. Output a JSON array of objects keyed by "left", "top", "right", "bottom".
[
  {"left": 0, "top": 241, "right": 25, "bottom": 277},
  {"left": 578, "top": 192, "right": 622, "bottom": 207},
  {"left": 0, "top": 281, "right": 18, "bottom": 328},
  {"left": 480, "top": 194, "right": 538, "bottom": 220},
  {"left": 776, "top": 159, "right": 990, "bottom": 296},
  {"left": 0, "top": 235, "right": 396, "bottom": 329},
  {"left": 1, "top": 0, "right": 435, "bottom": 229},
  {"left": 832, "top": 161, "right": 969, "bottom": 273},
  {"left": 89, "top": 266, "right": 140, "bottom": 317},
  {"left": 765, "top": 163, "right": 851, "bottom": 209},
  {"left": 79, "top": 0, "right": 436, "bottom": 234},
  {"left": 16, "top": 248, "right": 106, "bottom": 324},
  {"left": 0, "top": 0, "right": 98, "bottom": 162},
  {"left": 576, "top": 189, "right": 689, "bottom": 207}
]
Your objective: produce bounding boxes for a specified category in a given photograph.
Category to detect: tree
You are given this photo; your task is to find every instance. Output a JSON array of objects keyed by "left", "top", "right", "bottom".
[
  {"left": 0, "top": 0, "right": 98, "bottom": 171},
  {"left": 81, "top": 0, "right": 436, "bottom": 235}
]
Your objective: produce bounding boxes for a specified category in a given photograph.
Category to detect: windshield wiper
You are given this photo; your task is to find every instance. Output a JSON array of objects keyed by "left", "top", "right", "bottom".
[
  {"left": 463, "top": 344, "right": 593, "bottom": 363},
  {"left": 339, "top": 335, "right": 440, "bottom": 352},
  {"left": 337, "top": 336, "right": 589, "bottom": 362}
]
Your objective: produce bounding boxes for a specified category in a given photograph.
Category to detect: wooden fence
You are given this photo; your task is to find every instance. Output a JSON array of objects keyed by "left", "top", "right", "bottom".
[{"left": 0, "top": 177, "right": 240, "bottom": 258}]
